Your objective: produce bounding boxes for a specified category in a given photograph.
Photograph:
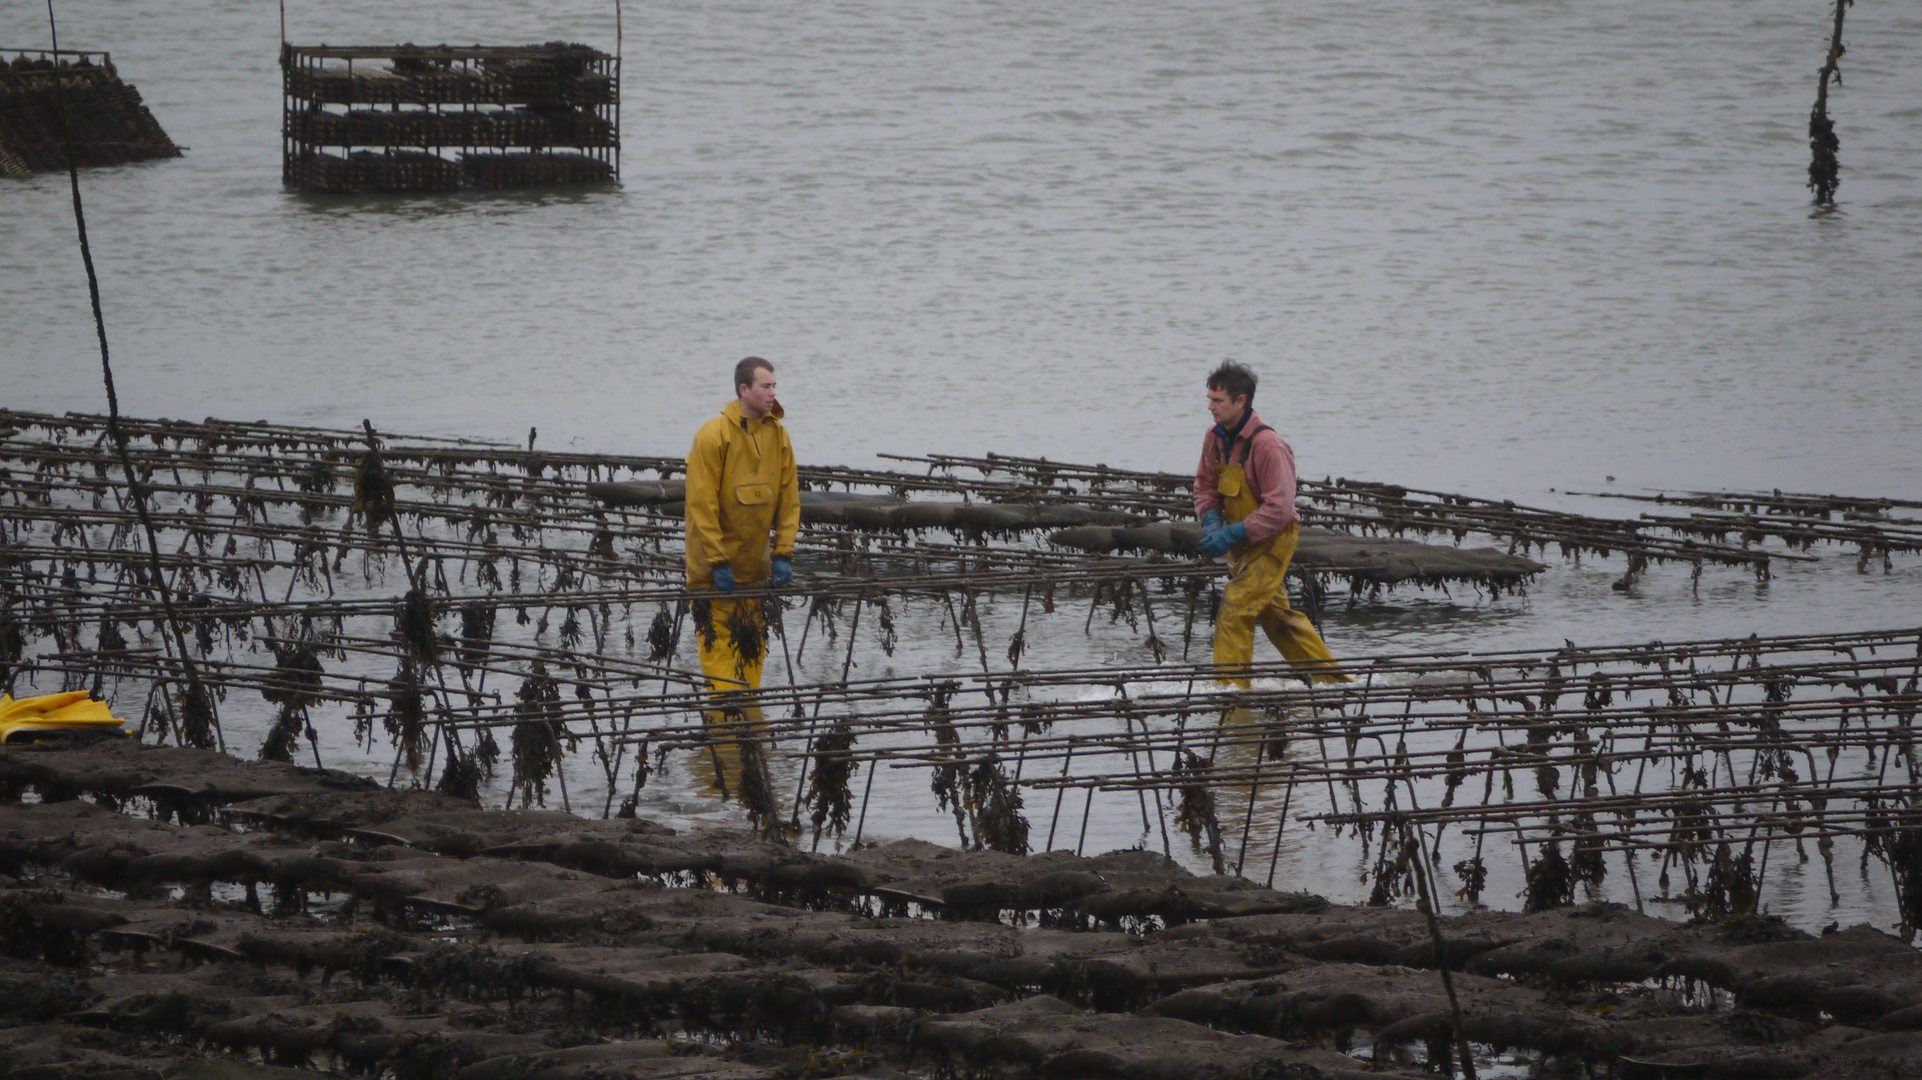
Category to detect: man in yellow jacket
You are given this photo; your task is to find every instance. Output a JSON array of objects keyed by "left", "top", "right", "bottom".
[{"left": 684, "top": 357, "right": 801, "bottom": 806}]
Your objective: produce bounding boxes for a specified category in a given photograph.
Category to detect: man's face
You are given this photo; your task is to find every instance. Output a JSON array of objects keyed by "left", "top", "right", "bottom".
[
  {"left": 738, "top": 367, "right": 778, "bottom": 417},
  {"left": 1207, "top": 386, "right": 1247, "bottom": 428}
]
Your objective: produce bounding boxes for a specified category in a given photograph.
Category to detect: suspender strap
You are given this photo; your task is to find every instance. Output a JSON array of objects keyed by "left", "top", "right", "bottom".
[
  {"left": 1213, "top": 423, "right": 1274, "bottom": 465},
  {"left": 1235, "top": 425, "right": 1274, "bottom": 465}
]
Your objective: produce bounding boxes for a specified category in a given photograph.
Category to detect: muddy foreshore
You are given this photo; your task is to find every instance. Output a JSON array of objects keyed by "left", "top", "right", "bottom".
[{"left": 5, "top": 739, "right": 1922, "bottom": 1080}]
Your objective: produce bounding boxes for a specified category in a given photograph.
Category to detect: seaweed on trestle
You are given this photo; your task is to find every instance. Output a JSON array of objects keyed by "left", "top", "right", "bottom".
[
  {"left": 1866, "top": 824, "right": 1922, "bottom": 940},
  {"left": 646, "top": 604, "right": 678, "bottom": 661},
  {"left": 736, "top": 733, "right": 784, "bottom": 842},
  {"left": 510, "top": 665, "right": 566, "bottom": 807},
  {"left": 176, "top": 682, "right": 217, "bottom": 750},
  {"left": 967, "top": 755, "right": 1030, "bottom": 856},
  {"left": 400, "top": 588, "right": 439, "bottom": 667},
  {"left": 1368, "top": 829, "right": 1421, "bottom": 908},
  {"left": 456, "top": 603, "right": 495, "bottom": 666},
  {"left": 384, "top": 676, "right": 427, "bottom": 776},
  {"left": 352, "top": 447, "right": 396, "bottom": 538},
  {"left": 438, "top": 729, "right": 500, "bottom": 803},
  {"left": 805, "top": 721, "right": 859, "bottom": 844},
  {"left": 925, "top": 683, "right": 969, "bottom": 847},
  {"left": 1687, "top": 842, "right": 1758, "bottom": 921},
  {"left": 1525, "top": 839, "right": 1575, "bottom": 913},
  {"left": 258, "top": 644, "right": 324, "bottom": 762},
  {"left": 1173, "top": 750, "right": 1225, "bottom": 874}
]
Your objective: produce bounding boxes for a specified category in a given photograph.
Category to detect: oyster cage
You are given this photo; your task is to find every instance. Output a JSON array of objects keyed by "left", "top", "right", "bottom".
[
  {"left": 280, "top": 43, "right": 619, "bottom": 193},
  {"left": 1, "top": 48, "right": 180, "bottom": 177}
]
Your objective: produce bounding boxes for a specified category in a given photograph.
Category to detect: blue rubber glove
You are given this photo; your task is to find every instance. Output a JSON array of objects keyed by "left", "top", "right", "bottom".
[
  {"left": 711, "top": 564, "right": 736, "bottom": 591},
  {"left": 770, "top": 556, "right": 794, "bottom": 586},
  {"left": 1198, "top": 522, "right": 1247, "bottom": 558},
  {"left": 1202, "top": 509, "right": 1224, "bottom": 532}
]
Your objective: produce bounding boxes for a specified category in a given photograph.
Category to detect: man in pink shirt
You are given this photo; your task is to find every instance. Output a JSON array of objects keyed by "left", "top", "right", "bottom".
[{"left": 1194, "top": 362, "right": 1347, "bottom": 686}]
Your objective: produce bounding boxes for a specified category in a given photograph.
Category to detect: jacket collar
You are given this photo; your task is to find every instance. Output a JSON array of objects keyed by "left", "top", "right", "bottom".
[
  {"left": 1213, "top": 407, "right": 1262, "bottom": 459},
  {"left": 722, "top": 399, "right": 785, "bottom": 427}
]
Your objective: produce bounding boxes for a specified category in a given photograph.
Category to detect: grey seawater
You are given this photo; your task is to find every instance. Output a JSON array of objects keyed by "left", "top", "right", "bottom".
[{"left": 5, "top": 0, "right": 1921, "bottom": 927}]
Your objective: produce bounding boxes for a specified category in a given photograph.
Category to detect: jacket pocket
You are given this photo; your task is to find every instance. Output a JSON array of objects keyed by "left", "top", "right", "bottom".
[{"left": 735, "top": 482, "right": 774, "bottom": 506}]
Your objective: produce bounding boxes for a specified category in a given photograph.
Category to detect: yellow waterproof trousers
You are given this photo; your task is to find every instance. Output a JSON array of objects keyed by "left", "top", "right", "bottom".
[
  {"left": 1211, "top": 459, "right": 1347, "bottom": 687},
  {"left": 1213, "top": 525, "right": 1346, "bottom": 686},
  {"left": 692, "top": 597, "right": 770, "bottom": 800},
  {"left": 696, "top": 596, "right": 767, "bottom": 693}
]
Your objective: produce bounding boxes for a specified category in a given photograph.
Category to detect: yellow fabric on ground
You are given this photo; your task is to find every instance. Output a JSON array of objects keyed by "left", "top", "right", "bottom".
[
  {"left": 1212, "top": 461, "right": 1348, "bottom": 687},
  {"left": 0, "top": 691, "right": 128, "bottom": 743}
]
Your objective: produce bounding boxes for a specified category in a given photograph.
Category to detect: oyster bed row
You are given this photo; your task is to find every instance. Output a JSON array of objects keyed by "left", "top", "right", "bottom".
[{"left": 6, "top": 740, "right": 1922, "bottom": 1079}]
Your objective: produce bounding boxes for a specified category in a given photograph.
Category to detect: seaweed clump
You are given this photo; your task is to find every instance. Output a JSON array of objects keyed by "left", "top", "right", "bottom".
[
  {"left": 805, "top": 721, "right": 859, "bottom": 845},
  {"left": 967, "top": 755, "right": 1030, "bottom": 855},
  {"left": 1173, "top": 750, "right": 1225, "bottom": 874},
  {"left": 258, "top": 644, "right": 324, "bottom": 762},
  {"left": 176, "top": 683, "right": 218, "bottom": 750},
  {"left": 437, "top": 729, "right": 501, "bottom": 803},
  {"left": 510, "top": 664, "right": 567, "bottom": 807},
  {"left": 1524, "top": 839, "right": 1575, "bottom": 913},
  {"left": 736, "top": 733, "right": 784, "bottom": 842}
]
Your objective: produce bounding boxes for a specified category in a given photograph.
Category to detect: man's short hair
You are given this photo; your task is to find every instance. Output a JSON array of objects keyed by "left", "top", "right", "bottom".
[
  {"left": 1206, "top": 362, "right": 1257, "bottom": 406},
  {"left": 734, "top": 356, "right": 774, "bottom": 395}
]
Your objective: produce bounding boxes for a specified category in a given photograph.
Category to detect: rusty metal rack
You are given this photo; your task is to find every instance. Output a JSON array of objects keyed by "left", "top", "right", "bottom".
[
  {"left": 1569, "top": 486, "right": 1922, "bottom": 570},
  {"left": 0, "top": 409, "right": 1541, "bottom": 607},
  {"left": 881, "top": 451, "right": 1870, "bottom": 585},
  {"left": 280, "top": 43, "right": 618, "bottom": 192},
  {"left": 12, "top": 409, "right": 1782, "bottom": 592},
  {"left": 12, "top": 408, "right": 1922, "bottom": 926},
  {"left": 0, "top": 407, "right": 1536, "bottom": 755},
  {"left": 20, "top": 587, "right": 1922, "bottom": 928}
]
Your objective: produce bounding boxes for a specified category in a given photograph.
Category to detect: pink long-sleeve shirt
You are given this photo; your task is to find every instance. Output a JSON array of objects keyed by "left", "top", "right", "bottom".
[{"left": 1193, "top": 408, "right": 1299, "bottom": 543}]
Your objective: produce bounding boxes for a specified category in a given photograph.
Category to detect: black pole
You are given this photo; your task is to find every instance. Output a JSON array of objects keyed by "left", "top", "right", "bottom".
[{"left": 48, "top": 0, "right": 223, "bottom": 752}]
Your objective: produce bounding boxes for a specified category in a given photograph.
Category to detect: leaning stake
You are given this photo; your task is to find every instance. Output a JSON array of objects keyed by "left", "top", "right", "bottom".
[
  {"left": 1808, "top": 0, "right": 1853, "bottom": 206},
  {"left": 47, "top": 0, "right": 221, "bottom": 751}
]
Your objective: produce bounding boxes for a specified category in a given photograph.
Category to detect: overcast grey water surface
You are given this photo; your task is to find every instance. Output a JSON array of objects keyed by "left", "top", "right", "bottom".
[{"left": 5, "top": 0, "right": 1922, "bottom": 925}]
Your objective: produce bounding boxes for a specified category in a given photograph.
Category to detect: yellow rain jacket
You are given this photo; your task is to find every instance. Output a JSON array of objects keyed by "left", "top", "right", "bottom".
[
  {"left": 684, "top": 399, "right": 800, "bottom": 588},
  {"left": 683, "top": 398, "right": 800, "bottom": 811},
  {"left": 0, "top": 691, "right": 129, "bottom": 743}
]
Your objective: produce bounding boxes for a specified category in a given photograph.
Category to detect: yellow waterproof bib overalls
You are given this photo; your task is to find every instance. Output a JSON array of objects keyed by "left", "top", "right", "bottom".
[{"left": 1212, "top": 429, "right": 1347, "bottom": 686}]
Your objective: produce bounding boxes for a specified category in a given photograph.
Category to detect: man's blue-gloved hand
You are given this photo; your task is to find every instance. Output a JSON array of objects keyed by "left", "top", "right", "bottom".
[
  {"left": 1202, "top": 509, "right": 1224, "bottom": 532},
  {"left": 711, "top": 564, "right": 736, "bottom": 591},
  {"left": 1198, "top": 522, "right": 1247, "bottom": 558},
  {"left": 770, "top": 556, "right": 794, "bottom": 586}
]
